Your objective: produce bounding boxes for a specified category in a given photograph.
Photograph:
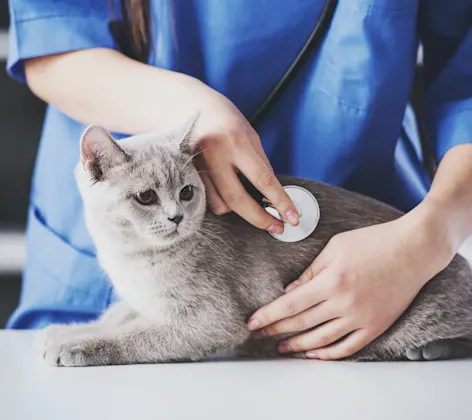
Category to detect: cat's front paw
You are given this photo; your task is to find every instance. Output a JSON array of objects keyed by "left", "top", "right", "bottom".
[
  {"left": 43, "top": 340, "right": 110, "bottom": 367},
  {"left": 34, "top": 325, "right": 71, "bottom": 355}
]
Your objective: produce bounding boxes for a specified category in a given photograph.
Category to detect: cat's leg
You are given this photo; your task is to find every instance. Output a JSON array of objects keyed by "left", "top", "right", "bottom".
[
  {"left": 35, "top": 301, "right": 137, "bottom": 355},
  {"left": 348, "top": 338, "right": 472, "bottom": 362},
  {"left": 405, "top": 339, "right": 472, "bottom": 361},
  {"left": 235, "top": 337, "right": 280, "bottom": 359},
  {"left": 42, "top": 317, "right": 251, "bottom": 367},
  {"left": 342, "top": 346, "right": 393, "bottom": 362},
  {"left": 232, "top": 336, "right": 307, "bottom": 360}
]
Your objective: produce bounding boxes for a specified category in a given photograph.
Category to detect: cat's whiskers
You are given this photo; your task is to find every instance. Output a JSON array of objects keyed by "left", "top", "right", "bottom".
[
  {"left": 200, "top": 222, "right": 233, "bottom": 242},
  {"left": 198, "top": 226, "right": 228, "bottom": 247},
  {"left": 191, "top": 223, "right": 231, "bottom": 261},
  {"left": 190, "top": 223, "right": 220, "bottom": 253},
  {"left": 201, "top": 219, "right": 232, "bottom": 237},
  {"left": 194, "top": 232, "right": 225, "bottom": 261},
  {"left": 182, "top": 148, "right": 209, "bottom": 169},
  {"left": 183, "top": 170, "right": 213, "bottom": 182},
  {"left": 184, "top": 169, "right": 212, "bottom": 176},
  {"left": 200, "top": 228, "right": 237, "bottom": 259},
  {"left": 186, "top": 234, "right": 200, "bottom": 265}
]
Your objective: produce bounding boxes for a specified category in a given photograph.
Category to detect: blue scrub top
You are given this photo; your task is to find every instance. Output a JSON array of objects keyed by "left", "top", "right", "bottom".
[{"left": 6, "top": 0, "right": 472, "bottom": 328}]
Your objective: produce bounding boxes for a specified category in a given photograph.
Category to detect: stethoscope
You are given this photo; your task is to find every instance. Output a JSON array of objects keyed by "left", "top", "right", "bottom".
[{"left": 241, "top": 0, "right": 338, "bottom": 242}]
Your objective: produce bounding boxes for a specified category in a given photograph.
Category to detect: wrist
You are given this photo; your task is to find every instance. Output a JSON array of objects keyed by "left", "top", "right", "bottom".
[
  {"left": 423, "top": 193, "right": 472, "bottom": 253},
  {"left": 403, "top": 198, "right": 458, "bottom": 271}
]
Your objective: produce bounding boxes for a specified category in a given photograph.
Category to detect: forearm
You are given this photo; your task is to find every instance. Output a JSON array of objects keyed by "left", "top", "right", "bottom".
[
  {"left": 410, "top": 144, "right": 472, "bottom": 262},
  {"left": 25, "top": 48, "right": 201, "bottom": 134}
]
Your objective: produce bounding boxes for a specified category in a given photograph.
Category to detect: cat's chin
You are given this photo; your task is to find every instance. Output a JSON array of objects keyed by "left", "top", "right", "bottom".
[{"left": 145, "top": 230, "right": 194, "bottom": 249}]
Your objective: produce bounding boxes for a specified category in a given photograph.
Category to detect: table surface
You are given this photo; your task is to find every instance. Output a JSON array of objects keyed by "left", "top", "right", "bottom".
[{"left": 1, "top": 331, "right": 472, "bottom": 420}]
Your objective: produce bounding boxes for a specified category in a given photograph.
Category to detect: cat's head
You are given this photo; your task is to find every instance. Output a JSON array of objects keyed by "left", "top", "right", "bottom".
[{"left": 76, "top": 120, "right": 206, "bottom": 248}]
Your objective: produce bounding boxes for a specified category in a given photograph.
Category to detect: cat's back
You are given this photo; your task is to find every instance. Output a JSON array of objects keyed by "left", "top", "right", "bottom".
[
  {"left": 202, "top": 176, "right": 406, "bottom": 306},
  {"left": 222, "top": 175, "right": 404, "bottom": 257}
]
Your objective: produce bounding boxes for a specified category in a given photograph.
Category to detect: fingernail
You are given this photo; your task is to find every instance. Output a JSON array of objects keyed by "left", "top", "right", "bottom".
[
  {"left": 268, "top": 224, "right": 283, "bottom": 234},
  {"left": 285, "top": 209, "right": 299, "bottom": 226},
  {"left": 248, "top": 318, "right": 261, "bottom": 330},
  {"left": 306, "top": 351, "right": 319, "bottom": 359},
  {"left": 253, "top": 329, "right": 267, "bottom": 339},
  {"left": 278, "top": 342, "right": 292, "bottom": 354},
  {"left": 285, "top": 280, "right": 300, "bottom": 293}
]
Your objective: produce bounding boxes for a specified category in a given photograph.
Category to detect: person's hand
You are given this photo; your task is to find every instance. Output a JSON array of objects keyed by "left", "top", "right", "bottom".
[
  {"left": 247, "top": 204, "right": 454, "bottom": 359},
  {"left": 184, "top": 77, "right": 299, "bottom": 232}
]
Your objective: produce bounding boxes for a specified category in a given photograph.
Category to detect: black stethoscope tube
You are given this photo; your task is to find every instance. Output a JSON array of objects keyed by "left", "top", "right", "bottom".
[
  {"left": 241, "top": 0, "right": 338, "bottom": 202},
  {"left": 250, "top": 0, "right": 338, "bottom": 128}
]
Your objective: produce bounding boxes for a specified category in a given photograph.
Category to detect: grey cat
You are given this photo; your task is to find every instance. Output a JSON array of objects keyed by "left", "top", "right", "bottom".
[{"left": 37, "top": 121, "right": 472, "bottom": 366}]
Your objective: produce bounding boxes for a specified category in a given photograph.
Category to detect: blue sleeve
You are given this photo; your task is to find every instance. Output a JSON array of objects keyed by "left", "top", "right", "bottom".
[
  {"left": 7, "top": 0, "right": 118, "bottom": 83},
  {"left": 420, "top": 0, "right": 472, "bottom": 162}
]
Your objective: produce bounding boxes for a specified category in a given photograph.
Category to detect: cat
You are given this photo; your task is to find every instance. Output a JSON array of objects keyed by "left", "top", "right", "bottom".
[{"left": 36, "top": 121, "right": 472, "bottom": 366}]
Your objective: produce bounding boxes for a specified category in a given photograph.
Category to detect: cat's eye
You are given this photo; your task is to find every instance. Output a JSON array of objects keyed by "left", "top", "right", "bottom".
[
  {"left": 179, "top": 185, "right": 194, "bottom": 201},
  {"left": 135, "top": 189, "right": 158, "bottom": 206}
]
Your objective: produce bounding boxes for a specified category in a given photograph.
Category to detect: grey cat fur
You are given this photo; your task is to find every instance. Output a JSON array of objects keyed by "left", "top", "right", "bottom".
[{"left": 37, "top": 125, "right": 472, "bottom": 366}]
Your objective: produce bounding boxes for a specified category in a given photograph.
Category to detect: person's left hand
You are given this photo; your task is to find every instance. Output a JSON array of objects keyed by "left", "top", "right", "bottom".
[{"left": 247, "top": 206, "right": 454, "bottom": 360}]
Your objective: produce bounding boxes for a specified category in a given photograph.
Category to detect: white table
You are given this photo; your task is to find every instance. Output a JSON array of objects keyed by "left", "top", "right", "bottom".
[{"left": 1, "top": 331, "right": 471, "bottom": 420}]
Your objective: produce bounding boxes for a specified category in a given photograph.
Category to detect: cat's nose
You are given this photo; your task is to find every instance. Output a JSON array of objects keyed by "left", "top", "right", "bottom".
[{"left": 168, "top": 214, "right": 183, "bottom": 226}]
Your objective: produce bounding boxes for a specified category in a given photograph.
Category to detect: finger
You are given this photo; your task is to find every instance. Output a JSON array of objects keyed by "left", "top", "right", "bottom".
[
  {"left": 194, "top": 157, "right": 230, "bottom": 215},
  {"left": 200, "top": 172, "right": 230, "bottom": 215},
  {"left": 207, "top": 162, "right": 284, "bottom": 232},
  {"left": 305, "top": 329, "right": 371, "bottom": 360},
  {"left": 285, "top": 255, "right": 330, "bottom": 293},
  {"left": 278, "top": 319, "right": 352, "bottom": 353},
  {"left": 248, "top": 134, "right": 271, "bottom": 167},
  {"left": 248, "top": 277, "right": 327, "bottom": 330},
  {"left": 257, "top": 301, "right": 333, "bottom": 338},
  {"left": 234, "top": 138, "right": 299, "bottom": 226}
]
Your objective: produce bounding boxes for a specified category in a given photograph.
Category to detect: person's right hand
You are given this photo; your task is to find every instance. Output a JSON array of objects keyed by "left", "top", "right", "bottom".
[{"left": 185, "top": 77, "right": 299, "bottom": 233}]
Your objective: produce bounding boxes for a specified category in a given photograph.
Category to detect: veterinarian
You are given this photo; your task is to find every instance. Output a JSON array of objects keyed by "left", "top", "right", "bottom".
[{"left": 7, "top": 0, "right": 472, "bottom": 360}]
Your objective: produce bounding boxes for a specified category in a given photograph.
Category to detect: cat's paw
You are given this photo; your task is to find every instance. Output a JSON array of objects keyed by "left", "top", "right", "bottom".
[
  {"left": 405, "top": 341, "right": 458, "bottom": 361},
  {"left": 43, "top": 340, "right": 107, "bottom": 367},
  {"left": 43, "top": 341, "right": 87, "bottom": 367},
  {"left": 34, "top": 325, "right": 71, "bottom": 355},
  {"left": 405, "top": 347, "right": 424, "bottom": 361}
]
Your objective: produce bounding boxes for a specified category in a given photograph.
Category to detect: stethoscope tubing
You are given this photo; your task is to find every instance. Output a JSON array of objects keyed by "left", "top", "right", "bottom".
[
  {"left": 240, "top": 0, "right": 338, "bottom": 203},
  {"left": 250, "top": 0, "right": 338, "bottom": 128}
]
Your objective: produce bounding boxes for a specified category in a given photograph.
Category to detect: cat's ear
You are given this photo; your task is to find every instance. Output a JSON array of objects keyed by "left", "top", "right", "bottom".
[
  {"left": 80, "top": 125, "right": 128, "bottom": 182},
  {"left": 177, "top": 111, "right": 201, "bottom": 155}
]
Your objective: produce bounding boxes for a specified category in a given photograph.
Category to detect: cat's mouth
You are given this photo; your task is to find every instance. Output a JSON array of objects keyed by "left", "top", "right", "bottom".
[{"left": 163, "top": 230, "right": 179, "bottom": 239}]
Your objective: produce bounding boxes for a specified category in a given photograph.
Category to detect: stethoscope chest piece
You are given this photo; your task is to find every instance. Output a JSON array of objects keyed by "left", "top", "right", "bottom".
[{"left": 264, "top": 185, "right": 320, "bottom": 243}]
